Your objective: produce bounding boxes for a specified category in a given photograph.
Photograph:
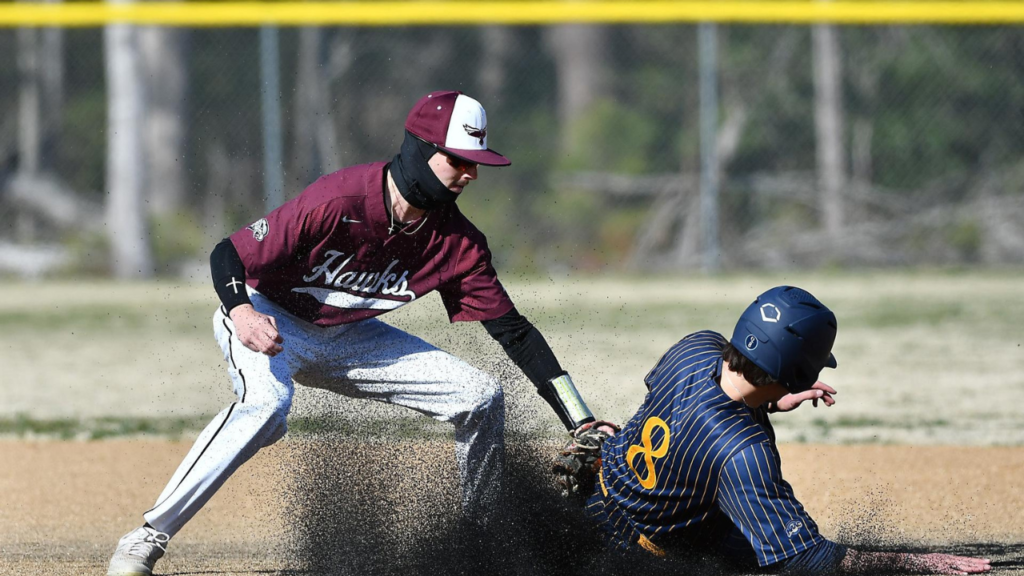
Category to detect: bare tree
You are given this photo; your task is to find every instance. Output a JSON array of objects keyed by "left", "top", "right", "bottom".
[
  {"left": 813, "top": 22, "right": 846, "bottom": 239},
  {"left": 293, "top": 27, "right": 324, "bottom": 184},
  {"left": 478, "top": 26, "right": 515, "bottom": 105},
  {"left": 544, "top": 25, "right": 609, "bottom": 156},
  {"left": 18, "top": 28, "right": 42, "bottom": 177},
  {"left": 105, "top": 3, "right": 154, "bottom": 278},
  {"left": 293, "top": 28, "right": 349, "bottom": 185},
  {"left": 39, "top": 24, "right": 63, "bottom": 170},
  {"left": 848, "top": 29, "right": 897, "bottom": 191},
  {"left": 16, "top": 27, "right": 42, "bottom": 243},
  {"left": 140, "top": 24, "right": 189, "bottom": 216},
  {"left": 15, "top": 8, "right": 63, "bottom": 242},
  {"left": 656, "top": 29, "right": 796, "bottom": 269}
]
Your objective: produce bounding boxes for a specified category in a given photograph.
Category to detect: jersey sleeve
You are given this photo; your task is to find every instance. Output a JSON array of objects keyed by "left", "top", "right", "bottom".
[
  {"left": 716, "top": 442, "right": 825, "bottom": 567},
  {"left": 780, "top": 538, "right": 848, "bottom": 575},
  {"left": 437, "top": 235, "right": 515, "bottom": 323},
  {"left": 229, "top": 182, "right": 333, "bottom": 278}
]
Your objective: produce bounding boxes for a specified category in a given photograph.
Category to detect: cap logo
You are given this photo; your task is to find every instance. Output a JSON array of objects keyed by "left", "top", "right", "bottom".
[
  {"left": 463, "top": 123, "right": 486, "bottom": 146},
  {"left": 760, "top": 303, "right": 781, "bottom": 323},
  {"left": 745, "top": 334, "right": 758, "bottom": 351}
]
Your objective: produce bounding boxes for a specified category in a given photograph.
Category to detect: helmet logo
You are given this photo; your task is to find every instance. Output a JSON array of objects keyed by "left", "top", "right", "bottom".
[
  {"left": 745, "top": 334, "right": 758, "bottom": 351},
  {"left": 760, "top": 303, "right": 781, "bottom": 323},
  {"left": 785, "top": 520, "right": 803, "bottom": 537}
]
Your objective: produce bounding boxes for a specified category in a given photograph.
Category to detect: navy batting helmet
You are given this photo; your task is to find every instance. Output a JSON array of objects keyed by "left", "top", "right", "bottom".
[{"left": 730, "top": 286, "right": 838, "bottom": 392}]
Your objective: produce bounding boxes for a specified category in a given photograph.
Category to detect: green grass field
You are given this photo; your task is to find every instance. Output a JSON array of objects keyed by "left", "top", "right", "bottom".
[{"left": 2, "top": 270, "right": 1022, "bottom": 444}]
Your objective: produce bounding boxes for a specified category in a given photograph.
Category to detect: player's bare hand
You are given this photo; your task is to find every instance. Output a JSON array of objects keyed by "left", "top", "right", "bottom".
[
  {"left": 575, "top": 419, "right": 620, "bottom": 437},
  {"left": 772, "top": 380, "right": 836, "bottom": 412},
  {"left": 846, "top": 549, "right": 991, "bottom": 575},
  {"left": 229, "top": 304, "right": 284, "bottom": 356},
  {"left": 906, "top": 553, "right": 992, "bottom": 575}
]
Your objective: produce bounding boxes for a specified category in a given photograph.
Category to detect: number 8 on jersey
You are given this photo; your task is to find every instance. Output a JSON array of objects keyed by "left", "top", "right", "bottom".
[{"left": 626, "top": 417, "right": 670, "bottom": 489}]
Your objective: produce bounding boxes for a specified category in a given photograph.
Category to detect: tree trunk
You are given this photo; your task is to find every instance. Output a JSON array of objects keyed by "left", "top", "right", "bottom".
[
  {"left": 17, "top": 24, "right": 64, "bottom": 173},
  {"left": 849, "top": 31, "right": 882, "bottom": 192},
  {"left": 293, "top": 27, "right": 321, "bottom": 184},
  {"left": 17, "top": 4, "right": 63, "bottom": 242},
  {"left": 105, "top": 5, "right": 154, "bottom": 278},
  {"left": 851, "top": 120, "right": 873, "bottom": 187},
  {"left": 813, "top": 22, "right": 846, "bottom": 239},
  {"left": 17, "top": 26, "right": 41, "bottom": 176},
  {"left": 140, "top": 24, "right": 188, "bottom": 216},
  {"left": 544, "top": 25, "right": 608, "bottom": 156},
  {"left": 322, "top": 33, "right": 353, "bottom": 168},
  {"left": 478, "top": 26, "right": 515, "bottom": 106},
  {"left": 203, "top": 143, "right": 230, "bottom": 241},
  {"left": 40, "top": 24, "right": 63, "bottom": 170},
  {"left": 294, "top": 27, "right": 343, "bottom": 185},
  {"left": 16, "top": 27, "right": 41, "bottom": 243}
]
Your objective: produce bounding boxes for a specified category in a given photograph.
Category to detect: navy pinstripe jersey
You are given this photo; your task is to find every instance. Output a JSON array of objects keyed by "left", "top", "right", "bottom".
[{"left": 595, "top": 330, "right": 825, "bottom": 566}]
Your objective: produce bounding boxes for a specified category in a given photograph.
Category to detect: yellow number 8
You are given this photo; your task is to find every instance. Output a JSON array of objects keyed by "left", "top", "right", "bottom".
[{"left": 626, "top": 417, "right": 670, "bottom": 490}]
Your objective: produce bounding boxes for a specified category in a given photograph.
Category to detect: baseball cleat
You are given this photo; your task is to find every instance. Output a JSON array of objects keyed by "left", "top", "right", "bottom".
[{"left": 107, "top": 525, "right": 170, "bottom": 576}]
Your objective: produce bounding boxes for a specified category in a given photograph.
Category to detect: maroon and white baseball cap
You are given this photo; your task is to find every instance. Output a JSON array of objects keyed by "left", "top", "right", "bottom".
[{"left": 405, "top": 90, "right": 511, "bottom": 167}]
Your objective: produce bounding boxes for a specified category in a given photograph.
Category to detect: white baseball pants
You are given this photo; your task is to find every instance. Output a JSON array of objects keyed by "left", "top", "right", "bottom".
[{"left": 144, "top": 291, "right": 505, "bottom": 537}]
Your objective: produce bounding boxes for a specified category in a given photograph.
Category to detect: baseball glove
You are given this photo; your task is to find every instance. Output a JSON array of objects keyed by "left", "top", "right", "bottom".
[{"left": 552, "top": 420, "right": 620, "bottom": 500}]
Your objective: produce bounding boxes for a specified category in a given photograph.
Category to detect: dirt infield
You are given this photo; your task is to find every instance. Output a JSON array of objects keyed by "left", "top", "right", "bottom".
[
  {"left": 2, "top": 439, "right": 1023, "bottom": 575},
  {"left": 2, "top": 273, "right": 1023, "bottom": 573}
]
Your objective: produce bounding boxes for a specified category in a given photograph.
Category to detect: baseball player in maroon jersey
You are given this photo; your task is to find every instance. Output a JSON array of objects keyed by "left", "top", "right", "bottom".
[{"left": 108, "top": 91, "right": 609, "bottom": 576}]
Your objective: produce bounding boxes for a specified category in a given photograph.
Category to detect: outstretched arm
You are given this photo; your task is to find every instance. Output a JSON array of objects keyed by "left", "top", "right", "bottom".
[
  {"left": 836, "top": 549, "right": 991, "bottom": 576},
  {"left": 768, "top": 380, "right": 837, "bottom": 413},
  {"left": 717, "top": 445, "right": 991, "bottom": 576},
  {"left": 779, "top": 542, "right": 990, "bottom": 576},
  {"left": 481, "top": 308, "right": 612, "bottom": 433}
]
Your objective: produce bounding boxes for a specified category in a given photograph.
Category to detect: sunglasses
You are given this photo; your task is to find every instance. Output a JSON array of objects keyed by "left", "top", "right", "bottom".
[{"left": 443, "top": 152, "right": 478, "bottom": 172}]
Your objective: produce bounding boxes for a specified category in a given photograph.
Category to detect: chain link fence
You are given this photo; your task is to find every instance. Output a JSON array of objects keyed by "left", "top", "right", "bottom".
[{"left": 1, "top": 22, "right": 1022, "bottom": 277}]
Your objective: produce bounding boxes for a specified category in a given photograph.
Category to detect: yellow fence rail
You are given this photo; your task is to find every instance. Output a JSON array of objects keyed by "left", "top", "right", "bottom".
[{"left": 2, "top": 1, "right": 1023, "bottom": 27}]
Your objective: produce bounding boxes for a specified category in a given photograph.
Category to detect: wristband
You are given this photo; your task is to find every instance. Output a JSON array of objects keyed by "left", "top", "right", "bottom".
[
  {"left": 545, "top": 373, "right": 595, "bottom": 431},
  {"left": 210, "top": 238, "right": 253, "bottom": 314},
  {"left": 214, "top": 274, "right": 252, "bottom": 314}
]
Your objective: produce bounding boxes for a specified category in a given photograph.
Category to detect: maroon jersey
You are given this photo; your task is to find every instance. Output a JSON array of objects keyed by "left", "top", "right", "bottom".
[{"left": 230, "top": 162, "right": 515, "bottom": 327}]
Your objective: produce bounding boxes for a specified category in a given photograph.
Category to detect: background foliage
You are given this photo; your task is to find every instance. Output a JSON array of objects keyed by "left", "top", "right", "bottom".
[{"left": 1, "top": 21, "right": 1023, "bottom": 275}]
